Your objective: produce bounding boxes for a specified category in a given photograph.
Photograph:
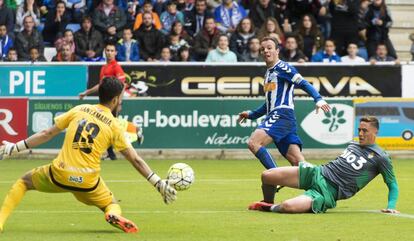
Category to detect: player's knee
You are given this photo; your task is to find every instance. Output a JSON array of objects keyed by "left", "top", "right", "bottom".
[
  {"left": 261, "top": 171, "right": 268, "bottom": 183},
  {"left": 247, "top": 138, "right": 259, "bottom": 153},
  {"left": 21, "top": 172, "right": 35, "bottom": 190},
  {"left": 285, "top": 149, "right": 303, "bottom": 166},
  {"left": 280, "top": 200, "right": 295, "bottom": 213},
  {"left": 287, "top": 157, "right": 300, "bottom": 166},
  {"left": 261, "top": 170, "right": 275, "bottom": 185}
]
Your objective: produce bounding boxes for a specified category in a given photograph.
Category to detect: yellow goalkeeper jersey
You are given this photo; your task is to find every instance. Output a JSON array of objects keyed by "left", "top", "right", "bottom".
[{"left": 51, "top": 104, "right": 131, "bottom": 190}]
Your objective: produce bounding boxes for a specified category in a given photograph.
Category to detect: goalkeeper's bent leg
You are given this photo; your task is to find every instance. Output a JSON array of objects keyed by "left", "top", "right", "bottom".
[{"left": 0, "top": 179, "right": 28, "bottom": 231}]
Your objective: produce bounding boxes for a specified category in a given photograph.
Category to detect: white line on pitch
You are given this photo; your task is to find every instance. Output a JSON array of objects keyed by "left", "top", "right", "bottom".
[
  {"left": 0, "top": 179, "right": 259, "bottom": 184},
  {"left": 14, "top": 210, "right": 247, "bottom": 214},
  {"left": 334, "top": 209, "right": 414, "bottom": 220},
  {"left": 364, "top": 210, "right": 414, "bottom": 219},
  {"left": 13, "top": 209, "right": 414, "bottom": 219},
  {"left": 0, "top": 178, "right": 411, "bottom": 184},
  {"left": 105, "top": 179, "right": 258, "bottom": 183}
]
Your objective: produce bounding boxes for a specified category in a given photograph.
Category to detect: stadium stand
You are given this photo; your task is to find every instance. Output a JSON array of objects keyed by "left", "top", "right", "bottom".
[
  {"left": 388, "top": 0, "right": 414, "bottom": 61},
  {"left": 1, "top": 0, "right": 413, "bottom": 62}
]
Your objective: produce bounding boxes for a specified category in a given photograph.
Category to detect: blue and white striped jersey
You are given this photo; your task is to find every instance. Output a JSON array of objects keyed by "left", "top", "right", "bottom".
[
  {"left": 248, "top": 59, "right": 321, "bottom": 120},
  {"left": 263, "top": 60, "right": 305, "bottom": 113}
]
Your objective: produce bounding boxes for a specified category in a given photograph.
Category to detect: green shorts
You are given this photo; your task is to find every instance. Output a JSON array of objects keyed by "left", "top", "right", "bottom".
[{"left": 299, "top": 162, "right": 338, "bottom": 213}]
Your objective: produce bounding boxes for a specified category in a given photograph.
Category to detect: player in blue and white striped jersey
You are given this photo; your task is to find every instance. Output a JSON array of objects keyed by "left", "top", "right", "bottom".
[{"left": 239, "top": 36, "right": 331, "bottom": 172}]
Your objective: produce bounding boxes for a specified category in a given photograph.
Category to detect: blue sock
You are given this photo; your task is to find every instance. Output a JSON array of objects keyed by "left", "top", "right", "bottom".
[{"left": 255, "top": 147, "right": 277, "bottom": 169}]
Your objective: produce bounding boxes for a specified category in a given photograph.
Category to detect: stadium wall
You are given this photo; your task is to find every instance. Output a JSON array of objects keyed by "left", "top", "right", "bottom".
[
  {"left": 1, "top": 63, "right": 414, "bottom": 159},
  {"left": 24, "top": 98, "right": 353, "bottom": 149},
  {"left": 0, "top": 62, "right": 409, "bottom": 97}
]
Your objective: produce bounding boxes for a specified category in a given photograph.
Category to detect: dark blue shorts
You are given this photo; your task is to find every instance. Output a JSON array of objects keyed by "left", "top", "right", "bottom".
[{"left": 258, "top": 109, "right": 303, "bottom": 157}]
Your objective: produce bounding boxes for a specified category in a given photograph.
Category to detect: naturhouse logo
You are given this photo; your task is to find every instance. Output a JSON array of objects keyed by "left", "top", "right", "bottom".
[
  {"left": 322, "top": 107, "right": 346, "bottom": 132},
  {"left": 301, "top": 104, "right": 353, "bottom": 145}
]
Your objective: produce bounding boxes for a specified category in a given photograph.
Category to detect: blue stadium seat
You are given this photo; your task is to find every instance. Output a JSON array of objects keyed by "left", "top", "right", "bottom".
[{"left": 37, "top": 23, "right": 45, "bottom": 33}]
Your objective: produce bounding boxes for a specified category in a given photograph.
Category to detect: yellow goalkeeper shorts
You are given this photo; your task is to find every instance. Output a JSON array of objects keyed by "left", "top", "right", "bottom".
[{"left": 30, "top": 164, "right": 115, "bottom": 209}]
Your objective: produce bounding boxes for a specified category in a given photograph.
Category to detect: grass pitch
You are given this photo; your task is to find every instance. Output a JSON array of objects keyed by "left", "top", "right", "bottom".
[{"left": 0, "top": 158, "right": 413, "bottom": 241}]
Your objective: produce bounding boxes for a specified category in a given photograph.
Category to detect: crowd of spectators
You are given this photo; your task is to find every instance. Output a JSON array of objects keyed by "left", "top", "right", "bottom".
[{"left": 0, "top": 0, "right": 407, "bottom": 63}]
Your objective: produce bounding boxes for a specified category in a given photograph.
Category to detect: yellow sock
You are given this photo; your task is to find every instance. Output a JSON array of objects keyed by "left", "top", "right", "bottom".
[
  {"left": 0, "top": 179, "right": 27, "bottom": 231},
  {"left": 104, "top": 203, "right": 122, "bottom": 216}
]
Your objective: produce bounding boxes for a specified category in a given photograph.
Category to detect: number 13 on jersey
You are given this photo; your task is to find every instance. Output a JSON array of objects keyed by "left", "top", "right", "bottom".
[{"left": 72, "top": 119, "right": 100, "bottom": 154}]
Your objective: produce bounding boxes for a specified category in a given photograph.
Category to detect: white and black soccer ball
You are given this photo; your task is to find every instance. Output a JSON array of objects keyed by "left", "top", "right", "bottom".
[{"left": 167, "top": 163, "right": 194, "bottom": 191}]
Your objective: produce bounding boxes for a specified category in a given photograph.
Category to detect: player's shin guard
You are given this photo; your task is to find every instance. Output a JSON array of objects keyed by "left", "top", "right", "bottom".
[
  {"left": 0, "top": 179, "right": 28, "bottom": 231},
  {"left": 255, "top": 147, "right": 277, "bottom": 169}
]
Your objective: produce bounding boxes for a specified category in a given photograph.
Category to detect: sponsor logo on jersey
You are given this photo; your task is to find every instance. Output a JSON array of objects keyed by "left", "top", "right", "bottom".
[
  {"left": 263, "top": 82, "right": 276, "bottom": 92},
  {"left": 368, "top": 152, "right": 375, "bottom": 159},
  {"left": 340, "top": 148, "right": 368, "bottom": 170},
  {"left": 69, "top": 176, "right": 84, "bottom": 184}
]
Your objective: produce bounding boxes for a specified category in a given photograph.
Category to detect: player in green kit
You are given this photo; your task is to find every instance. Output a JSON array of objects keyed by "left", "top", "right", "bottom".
[{"left": 249, "top": 116, "right": 399, "bottom": 214}]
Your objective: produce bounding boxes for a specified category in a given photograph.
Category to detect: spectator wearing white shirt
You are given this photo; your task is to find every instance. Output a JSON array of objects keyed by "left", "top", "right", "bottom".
[
  {"left": 341, "top": 43, "right": 365, "bottom": 63},
  {"left": 205, "top": 34, "right": 237, "bottom": 62}
]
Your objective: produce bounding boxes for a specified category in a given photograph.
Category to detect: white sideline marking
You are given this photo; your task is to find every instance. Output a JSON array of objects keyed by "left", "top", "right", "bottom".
[
  {"left": 0, "top": 179, "right": 258, "bottom": 184},
  {"left": 390, "top": 213, "right": 414, "bottom": 219},
  {"left": 0, "top": 178, "right": 411, "bottom": 184},
  {"left": 106, "top": 179, "right": 258, "bottom": 183},
  {"left": 335, "top": 209, "right": 414, "bottom": 220},
  {"left": 13, "top": 209, "right": 414, "bottom": 219},
  {"left": 14, "top": 210, "right": 247, "bottom": 214},
  {"left": 365, "top": 210, "right": 414, "bottom": 219}
]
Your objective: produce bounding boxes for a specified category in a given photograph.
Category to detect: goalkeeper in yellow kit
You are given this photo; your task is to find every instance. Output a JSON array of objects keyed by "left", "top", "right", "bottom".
[{"left": 0, "top": 77, "right": 176, "bottom": 233}]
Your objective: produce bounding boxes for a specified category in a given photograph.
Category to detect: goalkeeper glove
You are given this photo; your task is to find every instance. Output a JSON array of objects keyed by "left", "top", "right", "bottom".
[
  {"left": 0, "top": 140, "right": 29, "bottom": 160},
  {"left": 147, "top": 172, "right": 177, "bottom": 204}
]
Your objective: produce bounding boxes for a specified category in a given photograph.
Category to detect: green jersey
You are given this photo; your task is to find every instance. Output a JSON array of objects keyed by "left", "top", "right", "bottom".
[{"left": 321, "top": 142, "right": 396, "bottom": 200}]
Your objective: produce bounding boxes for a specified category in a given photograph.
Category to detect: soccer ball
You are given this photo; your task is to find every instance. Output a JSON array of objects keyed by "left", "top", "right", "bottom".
[{"left": 167, "top": 163, "right": 195, "bottom": 191}]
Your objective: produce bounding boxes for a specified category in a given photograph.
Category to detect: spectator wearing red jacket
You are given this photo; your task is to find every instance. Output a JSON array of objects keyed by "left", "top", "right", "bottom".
[{"left": 79, "top": 43, "right": 125, "bottom": 99}]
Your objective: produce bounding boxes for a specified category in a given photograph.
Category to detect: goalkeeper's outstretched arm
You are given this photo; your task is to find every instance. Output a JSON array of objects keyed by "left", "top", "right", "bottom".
[
  {"left": 120, "top": 147, "right": 177, "bottom": 204},
  {"left": 120, "top": 147, "right": 153, "bottom": 178},
  {"left": 25, "top": 125, "right": 62, "bottom": 148},
  {"left": 1, "top": 125, "right": 62, "bottom": 158}
]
